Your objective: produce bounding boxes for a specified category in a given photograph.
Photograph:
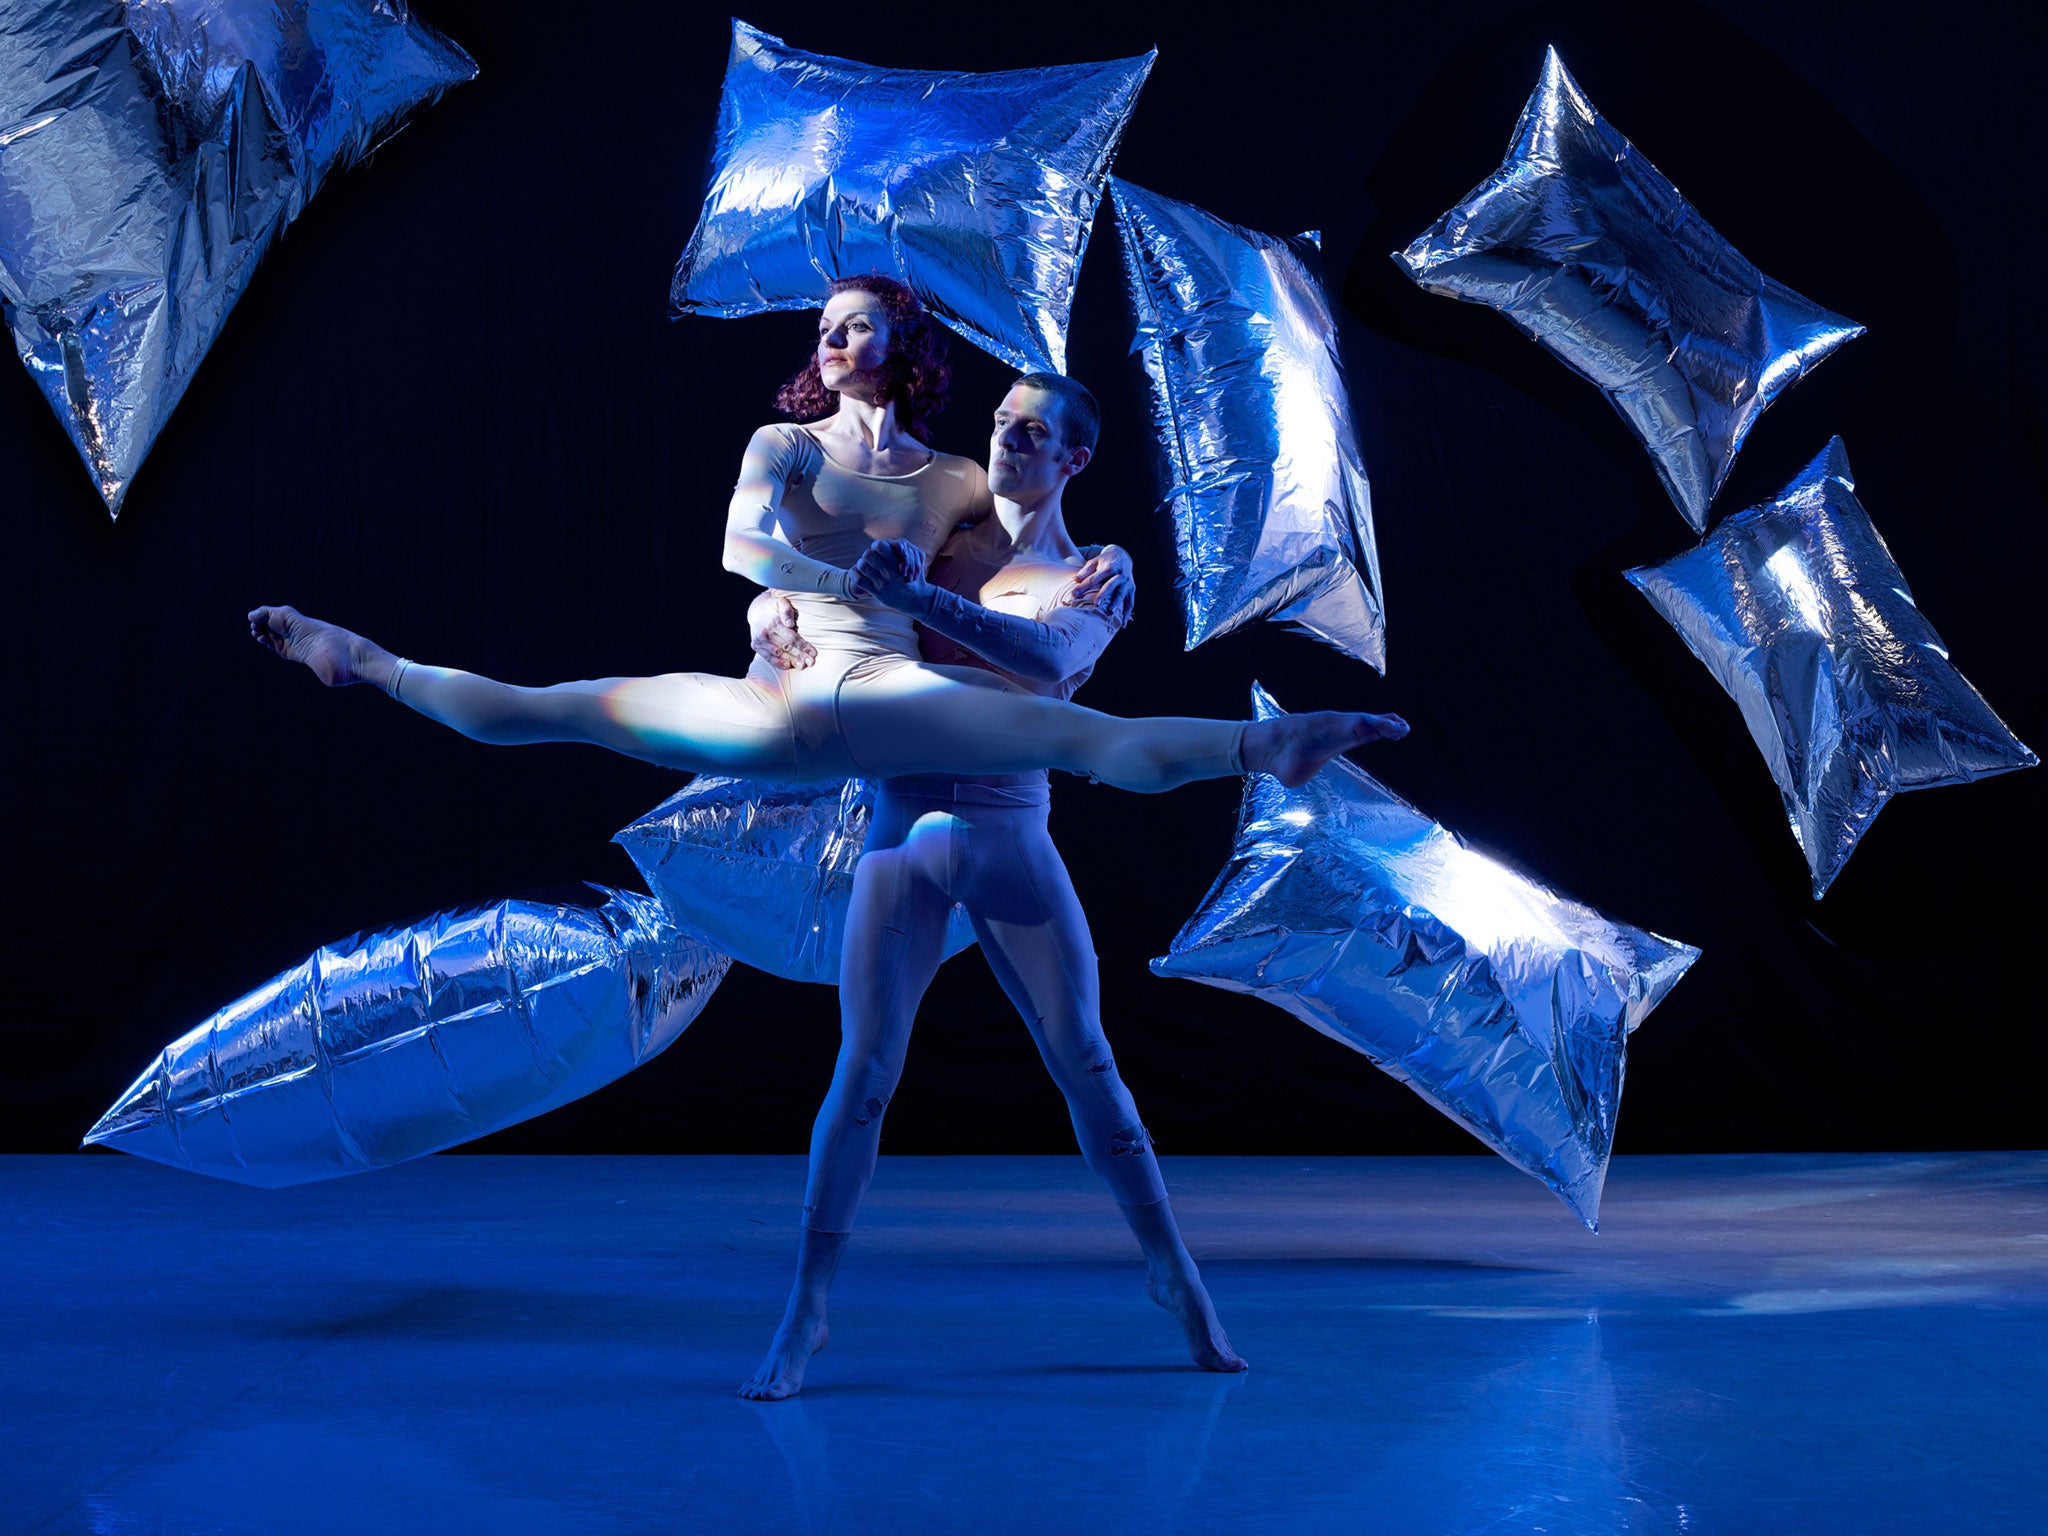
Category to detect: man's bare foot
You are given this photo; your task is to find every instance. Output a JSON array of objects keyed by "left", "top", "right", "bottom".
[
  {"left": 247, "top": 605, "right": 391, "bottom": 689},
  {"left": 1243, "top": 709, "right": 1408, "bottom": 787},
  {"left": 1147, "top": 1269, "right": 1248, "bottom": 1373},
  {"left": 739, "top": 1309, "right": 829, "bottom": 1401}
]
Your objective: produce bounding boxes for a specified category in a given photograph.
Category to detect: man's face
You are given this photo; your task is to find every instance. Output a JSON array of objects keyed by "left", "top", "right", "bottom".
[{"left": 988, "top": 385, "right": 1087, "bottom": 500}]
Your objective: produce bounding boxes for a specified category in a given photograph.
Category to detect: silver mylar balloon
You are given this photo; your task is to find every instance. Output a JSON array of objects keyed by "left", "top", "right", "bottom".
[
  {"left": 82, "top": 889, "right": 729, "bottom": 1187},
  {"left": 0, "top": 0, "right": 475, "bottom": 517},
  {"left": 1111, "top": 179, "right": 1386, "bottom": 669},
  {"left": 669, "top": 19, "right": 1152, "bottom": 373},
  {"left": 1627, "top": 438, "right": 2036, "bottom": 897},
  {"left": 616, "top": 776, "right": 975, "bottom": 986},
  {"left": 1153, "top": 685, "right": 1698, "bottom": 1230},
  {"left": 1394, "top": 47, "right": 1863, "bottom": 532}
]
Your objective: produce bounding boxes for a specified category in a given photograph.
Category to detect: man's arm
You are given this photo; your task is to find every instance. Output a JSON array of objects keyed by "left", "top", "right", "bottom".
[
  {"left": 1069, "top": 544, "right": 1135, "bottom": 628},
  {"left": 747, "top": 589, "right": 816, "bottom": 670},
  {"left": 850, "top": 540, "right": 1120, "bottom": 685}
]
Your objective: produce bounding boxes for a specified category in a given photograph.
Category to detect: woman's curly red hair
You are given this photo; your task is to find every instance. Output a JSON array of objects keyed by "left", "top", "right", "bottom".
[{"left": 775, "top": 274, "right": 952, "bottom": 442}]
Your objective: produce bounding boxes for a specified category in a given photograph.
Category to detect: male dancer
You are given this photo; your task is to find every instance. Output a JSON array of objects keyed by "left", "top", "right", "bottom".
[{"left": 739, "top": 373, "right": 1246, "bottom": 1400}]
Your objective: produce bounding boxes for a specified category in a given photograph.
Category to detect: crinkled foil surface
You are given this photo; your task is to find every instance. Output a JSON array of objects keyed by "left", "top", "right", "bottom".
[
  {"left": 0, "top": 0, "right": 475, "bottom": 515},
  {"left": 1153, "top": 686, "right": 1698, "bottom": 1230},
  {"left": 1627, "top": 438, "right": 2036, "bottom": 897},
  {"left": 1112, "top": 179, "right": 1386, "bottom": 669},
  {"left": 1394, "top": 47, "right": 1861, "bottom": 532},
  {"left": 669, "top": 19, "right": 1151, "bottom": 373},
  {"left": 83, "top": 889, "right": 729, "bottom": 1186},
  {"left": 617, "top": 776, "right": 975, "bottom": 986}
]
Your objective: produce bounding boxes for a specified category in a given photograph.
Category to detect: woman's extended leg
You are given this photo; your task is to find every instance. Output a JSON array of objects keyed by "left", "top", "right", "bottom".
[
  {"left": 250, "top": 605, "right": 801, "bottom": 775},
  {"left": 251, "top": 606, "right": 1406, "bottom": 788},
  {"left": 963, "top": 805, "right": 1246, "bottom": 1372},
  {"left": 740, "top": 802, "right": 955, "bottom": 1401},
  {"left": 831, "top": 659, "right": 1407, "bottom": 790}
]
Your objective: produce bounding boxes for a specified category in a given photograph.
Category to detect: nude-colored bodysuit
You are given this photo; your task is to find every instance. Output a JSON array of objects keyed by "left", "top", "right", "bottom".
[
  {"left": 738, "top": 425, "right": 1005, "bottom": 779},
  {"left": 802, "top": 534, "right": 1170, "bottom": 1230},
  {"left": 391, "top": 424, "right": 1247, "bottom": 793}
]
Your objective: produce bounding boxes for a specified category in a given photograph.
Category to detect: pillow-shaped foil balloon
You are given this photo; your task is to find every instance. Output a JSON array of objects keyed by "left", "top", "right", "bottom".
[
  {"left": 83, "top": 889, "right": 730, "bottom": 1187},
  {"left": 1153, "top": 685, "right": 1698, "bottom": 1230},
  {"left": 1627, "top": 438, "right": 2036, "bottom": 897},
  {"left": 616, "top": 775, "right": 977, "bottom": 986},
  {"left": 669, "top": 20, "right": 1152, "bottom": 373},
  {"left": 1394, "top": 47, "right": 1863, "bottom": 532},
  {"left": 1112, "top": 180, "right": 1386, "bottom": 669},
  {"left": 0, "top": 0, "right": 476, "bottom": 516}
]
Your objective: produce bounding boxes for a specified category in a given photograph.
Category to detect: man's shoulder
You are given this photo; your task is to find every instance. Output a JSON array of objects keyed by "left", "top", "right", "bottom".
[{"left": 982, "top": 552, "right": 1100, "bottom": 616}]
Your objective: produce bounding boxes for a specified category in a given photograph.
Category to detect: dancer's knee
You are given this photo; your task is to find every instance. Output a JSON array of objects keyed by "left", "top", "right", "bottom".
[
  {"left": 1082, "top": 1116, "right": 1167, "bottom": 1205},
  {"left": 825, "top": 1054, "right": 902, "bottom": 1131},
  {"left": 1043, "top": 1026, "right": 1126, "bottom": 1099},
  {"left": 1106, "top": 1122, "right": 1154, "bottom": 1159}
]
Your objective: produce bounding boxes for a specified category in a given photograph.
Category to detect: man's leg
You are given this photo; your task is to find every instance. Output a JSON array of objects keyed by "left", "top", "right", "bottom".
[
  {"left": 964, "top": 802, "right": 1247, "bottom": 1372},
  {"left": 740, "top": 801, "right": 955, "bottom": 1400}
]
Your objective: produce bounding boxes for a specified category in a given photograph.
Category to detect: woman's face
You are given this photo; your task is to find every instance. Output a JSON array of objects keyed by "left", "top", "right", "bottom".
[{"left": 816, "top": 290, "right": 892, "bottom": 397}]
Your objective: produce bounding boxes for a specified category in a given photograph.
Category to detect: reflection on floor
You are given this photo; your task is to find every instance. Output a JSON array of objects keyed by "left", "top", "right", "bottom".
[{"left": 4, "top": 1152, "right": 2043, "bottom": 1535}]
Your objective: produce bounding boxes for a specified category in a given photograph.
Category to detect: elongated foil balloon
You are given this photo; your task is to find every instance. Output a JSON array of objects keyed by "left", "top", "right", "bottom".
[
  {"left": 1627, "top": 439, "right": 2036, "bottom": 897},
  {"left": 1112, "top": 180, "right": 1386, "bottom": 669},
  {"left": 0, "top": 0, "right": 475, "bottom": 516},
  {"left": 1153, "top": 686, "right": 1698, "bottom": 1230},
  {"left": 617, "top": 776, "right": 975, "bottom": 986},
  {"left": 669, "top": 19, "right": 1151, "bottom": 373},
  {"left": 83, "top": 889, "right": 729, "bottom": 1187},
  {"left": 1394, "top": 47, "right": 1862, "bottom": 532}
]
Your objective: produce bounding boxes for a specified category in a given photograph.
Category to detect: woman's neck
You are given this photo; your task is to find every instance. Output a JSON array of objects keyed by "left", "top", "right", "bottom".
[{"left": 826, "top": 392, "right": 917, "bottom": 454}]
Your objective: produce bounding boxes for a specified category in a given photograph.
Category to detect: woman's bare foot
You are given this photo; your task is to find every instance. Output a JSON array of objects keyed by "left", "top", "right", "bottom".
[
  {"left": 1147, "top": 1267, "right": 1248, "bottom": 1373},
  {"left": 246, "top": 604, "right": 394, "bottom": 690},
  {"left": 739, "top": 1308, "right": 829, "bottom": 1401},
  {"left": 1243, "top": 709, "right": 1408, "bottom": 787}
]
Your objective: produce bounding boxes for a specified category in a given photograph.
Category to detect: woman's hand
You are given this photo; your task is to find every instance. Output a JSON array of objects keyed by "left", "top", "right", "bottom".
[
  {"left": 1069, "top": 543, "right": 1135, "bottom": 627},
  {"left": 848, "top": 538, "right": 936, "bottom": 614},
  {"left": 747, "top": 591, "right": 815, "bottom": 671}
]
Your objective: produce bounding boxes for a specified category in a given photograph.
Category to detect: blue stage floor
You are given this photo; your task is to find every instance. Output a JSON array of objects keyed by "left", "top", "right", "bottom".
[{"left": 4, "top": 1152, "right": 2043, "bottom": 1534}]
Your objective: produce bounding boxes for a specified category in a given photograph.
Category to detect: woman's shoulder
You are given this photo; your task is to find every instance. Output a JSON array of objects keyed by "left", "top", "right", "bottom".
[
  {"left": 918, "top": 443, "right": 979, "bottom": 473},
  {"left": 924, "top": 447, "right": 990, "bottom": 509},
  {"left": 744, "top": 421, "right": 824, "bottom": 474}
]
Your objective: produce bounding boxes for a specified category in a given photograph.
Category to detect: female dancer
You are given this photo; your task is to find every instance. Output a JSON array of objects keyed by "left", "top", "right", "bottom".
[{"left": 249, "top": 277, "right": 1406, "bottom": 794}]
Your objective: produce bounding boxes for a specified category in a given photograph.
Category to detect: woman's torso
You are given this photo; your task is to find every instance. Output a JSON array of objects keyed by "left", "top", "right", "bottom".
[
  {"left": 762, "top": 422, "right": 991, "bottom": 660},
  {"left": 766, "top": 423, "right": 989, "bottom": 569}
]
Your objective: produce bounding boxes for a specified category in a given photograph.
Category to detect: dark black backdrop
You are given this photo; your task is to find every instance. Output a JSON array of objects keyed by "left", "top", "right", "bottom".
[{"left": 4, "top": 0, "right": 2041, "bottom": 1158}]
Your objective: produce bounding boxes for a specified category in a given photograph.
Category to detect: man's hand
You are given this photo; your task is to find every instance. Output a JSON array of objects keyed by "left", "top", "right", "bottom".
[
  {"left": 748, "top": 590, "right": 815, "bottom": 671},
  {"left": 848, "top": 538, "right": 935, "bottom": 614},
  {"left": 1069, "top": 543, "right": 1135, "bottom": 627}
]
